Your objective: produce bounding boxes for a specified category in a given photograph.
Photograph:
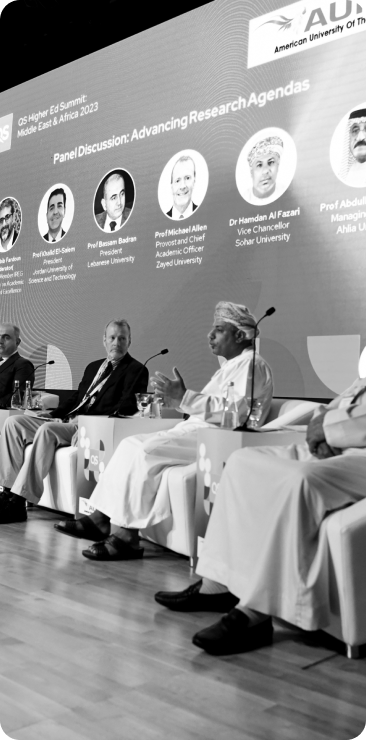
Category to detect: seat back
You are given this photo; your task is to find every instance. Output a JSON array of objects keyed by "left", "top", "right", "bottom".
[{"left": 265, "top": 398, "right": 304, "bottom": 424}]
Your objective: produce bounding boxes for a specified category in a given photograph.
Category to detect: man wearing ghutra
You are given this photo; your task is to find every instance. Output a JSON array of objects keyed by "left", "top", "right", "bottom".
[
  {"left": 244, "top": 136, "right": 284, "bottom": 205},
  {"left": 339, "top": 108, "right": 366, "bottom": 186},
  {"left": 155, "top": 378, "right": 366, "bottom": 656},
  {"left": 55, "top": 301, "right": 273, "bottom": 562},
  {"left": 0, "top": 319, "right": 148, "bottom": 523}
]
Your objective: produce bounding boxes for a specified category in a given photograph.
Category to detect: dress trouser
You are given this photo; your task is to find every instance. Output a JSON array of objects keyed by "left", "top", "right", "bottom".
[{"left": 0, "top": 415, "right": 78, "bottom": 503}]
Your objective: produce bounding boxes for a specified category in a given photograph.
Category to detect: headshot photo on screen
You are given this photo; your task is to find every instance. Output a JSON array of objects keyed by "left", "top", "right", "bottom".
[
  {"left": 236, "top": 127, "right": 297, "bottom": 206},
  {"left": 0, "top": 197, "right": 21, "bottom": 253},
  {"left": 158, "top": 149, "right": 209, "bottom": 220},
  {"left": 38, "top": 184, "right": 74, "bottom": 243},
  {"left": 330, "top": 103, "right": 366, "bottom": 187},
  {"left": 94, "top": 169, "right": 135, "bottom": 233}
]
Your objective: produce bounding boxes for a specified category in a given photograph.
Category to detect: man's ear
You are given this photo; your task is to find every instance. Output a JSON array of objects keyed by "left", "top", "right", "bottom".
[
  {"left": 235, "top": 329, "right": 246, "bottom": 344},
  {"left": 101, "top": 199, "right": 107, "bottom": 212},
  {"left": 16, "top": 337, "right": 21, "bottom": 346}
]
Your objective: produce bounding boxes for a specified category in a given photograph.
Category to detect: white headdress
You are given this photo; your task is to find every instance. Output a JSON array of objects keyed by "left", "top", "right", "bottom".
[{"left": 214, "top": 301, "right": 258, "bottom": 339}]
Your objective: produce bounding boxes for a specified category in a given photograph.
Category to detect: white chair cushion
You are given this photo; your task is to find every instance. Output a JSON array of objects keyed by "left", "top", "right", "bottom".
[
  {"left": 23, "top": 444, "right": 78, "bottom": 515},
  {"left": 141, "top": 462, "right": 197, "bottom": 557},
  {"left": 262, "top": 400, "right": 320, "bottom": 429},
  {"left": 40, "top": 392, "right": 59, "bottom": 409}
]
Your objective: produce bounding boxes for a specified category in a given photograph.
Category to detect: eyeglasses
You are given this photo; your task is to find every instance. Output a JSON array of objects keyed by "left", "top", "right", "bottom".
[{"left": 0, "top": 213, "right": 12, "bottom": 225}]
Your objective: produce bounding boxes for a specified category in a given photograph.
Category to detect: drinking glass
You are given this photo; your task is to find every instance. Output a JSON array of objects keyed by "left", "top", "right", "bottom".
[
  {"left": 31, "top": 392, "right": 43, "bottom": 410},
  {"left": 135, "top": 392, "right": 153, "bottom": 417},
  {"left": 247, "top": 400, "right": 263, "bottom": 429}
]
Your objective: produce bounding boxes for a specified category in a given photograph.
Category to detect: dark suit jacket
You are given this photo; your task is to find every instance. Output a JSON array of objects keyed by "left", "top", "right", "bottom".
[
  {"left": 95, "top": 207, "right": 131, "bottom": 230},
  {"left": 50, "top": 352, "right": 148, "bottom": 419},
  {"left": 0, "top": 352, "right": 34, "bottom": 408},
  {"left": 43, "top": 229, "right": 66, "bottom": 242},
  {"left": 166, "top": 202, "right": 197, "bottom": 219}
]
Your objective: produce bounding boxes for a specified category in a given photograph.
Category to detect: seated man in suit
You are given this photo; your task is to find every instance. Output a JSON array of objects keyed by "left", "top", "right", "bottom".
[
  {"left": 0, "top": 324, "right": 34, "bottom": 408},
  {"left": 43, "top": 188, "right": 67, "bottom": 242},
  {"left": 0, "top": 319, "right": 148, "bottom": 523},
  {"left": 166, "top": 156, "right": 198, "bottom": 220},
  {"left": 155, "top": 378, "right": 366, "bottom": 656},
  {"left": 95, "top": 172, "right": 131, "bottom": 233},
  {"left": 55, "top": 301, "right": 273, "bottom": 562}
]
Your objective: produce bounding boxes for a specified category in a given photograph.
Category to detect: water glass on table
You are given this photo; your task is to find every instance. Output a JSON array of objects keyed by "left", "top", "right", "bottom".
[
  {"left": 135, "top": 392, "right": 153, "bottom": 417},
  {"left": 31, "top": 392, "right": 43, "bottom": 410},
  {"left": 246, "top": 399, "right": 263, "bottom": 429}
]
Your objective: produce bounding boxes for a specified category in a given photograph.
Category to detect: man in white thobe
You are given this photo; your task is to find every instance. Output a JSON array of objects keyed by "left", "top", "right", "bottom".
[
  {"left": 55, "top": 301, "right": 273, "bottom": 560},
  {"left": 155, "top": 377, "right": 366, "bottom": 655}
]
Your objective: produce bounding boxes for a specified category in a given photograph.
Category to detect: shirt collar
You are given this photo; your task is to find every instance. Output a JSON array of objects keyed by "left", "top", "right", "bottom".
[
  {"left": 0, "top": 349, "right": 18, "bottom": 363},
  {"left": 106, "top": 353, "right": 127, "bottom": 368},
  {"left": 171, "top": 201, "right": 194, "bottom": 220},
  {"left": 105, "top": 212, "right": 123, "bottom": 231},
  {"left": 47, "top": 226, "right": 64, "bottom": 242}
]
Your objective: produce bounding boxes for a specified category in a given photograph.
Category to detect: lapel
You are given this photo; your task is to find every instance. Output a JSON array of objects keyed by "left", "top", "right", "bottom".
[
  {"left": 92, "top": 353, "right": 132, "bottom": 404},
  {"left": 0, "top": 352, "right": 18, "bottom": 376}
]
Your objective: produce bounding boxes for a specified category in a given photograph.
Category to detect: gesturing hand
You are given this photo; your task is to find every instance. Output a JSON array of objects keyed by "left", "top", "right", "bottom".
[{"left": 151, "top": 367, "right": 186, "bottom": 408}]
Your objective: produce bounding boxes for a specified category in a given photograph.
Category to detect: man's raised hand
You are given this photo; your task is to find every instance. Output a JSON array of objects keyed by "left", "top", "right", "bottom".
[{"left": 151, "top": 367, "right": 186, "bottom": 408}]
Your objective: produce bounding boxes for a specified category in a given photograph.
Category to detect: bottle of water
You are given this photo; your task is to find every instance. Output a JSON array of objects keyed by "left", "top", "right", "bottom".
[
  {"left": 10, "top": 380, "right": 22, "bottom": 410},
  {"left": 247, "top": 399, "right": 263, "bottom": 429},
  {"left": 23, "top": 380, "right": 33, "bottom": 410},
  {"left": 220, "top": 382, "right": 239, "bottom": 429}
]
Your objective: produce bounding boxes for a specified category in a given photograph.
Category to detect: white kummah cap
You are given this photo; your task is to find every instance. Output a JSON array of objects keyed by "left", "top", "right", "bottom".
[
  {"left": 214, "top": 301, "right": 258, "bottom": 339},
  {"left": 247, "top": 136, "right": 283, "bottom": 168}
]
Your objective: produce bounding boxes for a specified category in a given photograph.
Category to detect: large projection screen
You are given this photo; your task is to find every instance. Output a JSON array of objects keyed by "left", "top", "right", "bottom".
[{"left": 0, "top": 0, "right": 365, "bottom": 398}]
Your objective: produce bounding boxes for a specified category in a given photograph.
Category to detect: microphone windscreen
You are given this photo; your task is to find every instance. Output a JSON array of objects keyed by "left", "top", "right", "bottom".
[
  {"left": 266, "top": 307, "right": 276, "bottom": 316},
  {"left": 48, "top": 360, "right": 55, "bottom": 365},
  {"left": 161, "top": 349, "right": 169, "bottom": 355}
]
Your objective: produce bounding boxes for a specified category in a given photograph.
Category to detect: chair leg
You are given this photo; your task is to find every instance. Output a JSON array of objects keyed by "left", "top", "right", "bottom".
[
  {"left": 346, "top": 644, "right": 360, "bottom": 659},
  {"left": 189, "top": 557, "right": 195, "bottom": 569}
]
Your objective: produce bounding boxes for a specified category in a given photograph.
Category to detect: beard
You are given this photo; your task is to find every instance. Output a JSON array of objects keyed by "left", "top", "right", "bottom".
[{"left": 0, "top": 225, "right": 11, "bottom": 243}]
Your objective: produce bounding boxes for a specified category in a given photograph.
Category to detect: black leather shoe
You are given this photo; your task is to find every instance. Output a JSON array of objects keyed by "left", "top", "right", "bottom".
[
  {"left": 0, "top": 486, "right": 11, "bottom": 501},
  {"left": 192, "top": 609, "right": 273, "bottom": 655},
  {"left": 82, "top": 534, "right": 144, "bottom": 561},
  {"left": 54, "top": 518, "right": 108, "bottom": 541},
  {"left": 154, "top": 580, "right": 240, "bottom": 612},
  {"left": 0, "top": 495, "right": 27, "bottom": 524}
]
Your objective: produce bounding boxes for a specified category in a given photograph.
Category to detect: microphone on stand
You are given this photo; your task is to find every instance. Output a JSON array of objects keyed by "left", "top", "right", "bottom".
[
  {"left": 142, "top": 348, "right": 169, "bottom": 367},
  {"left": 236, "top": 307, "right": 275, "bottom": 431},
  {"left": 111, "top": 349, "right": 169, "bottom": 417},
  {"left": 23, "top": 360, "right": 55, "bottom": 388}
]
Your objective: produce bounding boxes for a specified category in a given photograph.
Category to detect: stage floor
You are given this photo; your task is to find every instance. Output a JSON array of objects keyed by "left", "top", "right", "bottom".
[{"left": 0, "top": 507, "right": 364, "bottom": 740}]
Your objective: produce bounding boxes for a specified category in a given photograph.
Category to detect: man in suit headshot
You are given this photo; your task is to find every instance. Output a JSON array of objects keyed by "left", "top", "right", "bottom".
[
  {"left": 0, "top": 319, "right": 148, "bottom": 523},
  {"left": 0, "top": 199, "right": 19, "bottom": 252},
  {"left": 43, "top": 188, "right": 67, "bottom": 242},
  {"left": 0, "top": 324, "right": 34, "bottom": 408},
  {"left": 166, "top": 155, "right": 198, "bottom": 220},
  {"left": 95, "top": 172, "right": 132, "bottom": 233}
]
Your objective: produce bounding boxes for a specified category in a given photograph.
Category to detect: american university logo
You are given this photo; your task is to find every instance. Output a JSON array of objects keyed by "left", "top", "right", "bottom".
[
  {"left": 248, "top": 0, "right": 366, "bottom": 67},
  {"left": 0, "top": 113, "right": 13, "bottom": 153}
]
